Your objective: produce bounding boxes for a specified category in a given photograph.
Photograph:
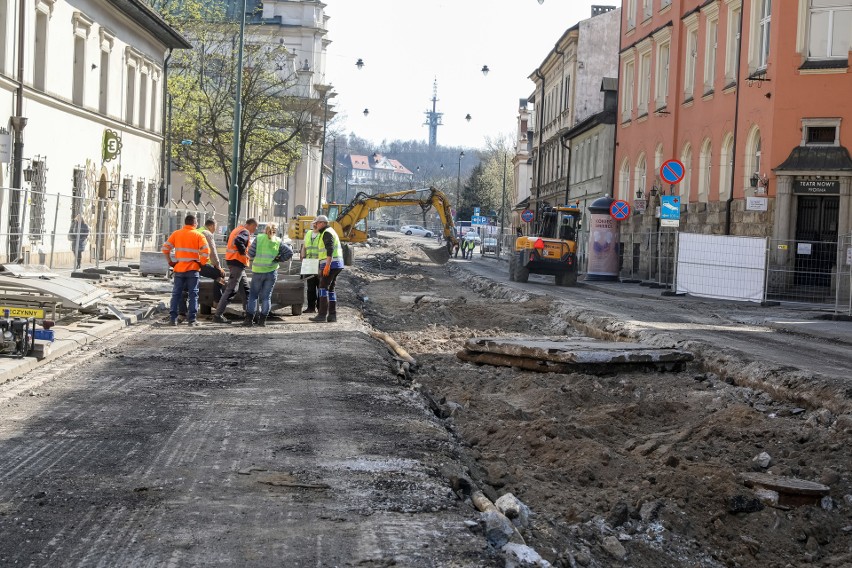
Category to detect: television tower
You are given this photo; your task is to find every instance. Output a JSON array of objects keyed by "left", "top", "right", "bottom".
[{"left": 423, "top": 79, "right": 443, "bottom": 151}]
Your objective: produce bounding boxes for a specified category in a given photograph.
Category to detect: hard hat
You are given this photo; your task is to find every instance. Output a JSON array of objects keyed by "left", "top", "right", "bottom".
[{"left": 315, "top": 215, "right": 329, "bottom": 223}]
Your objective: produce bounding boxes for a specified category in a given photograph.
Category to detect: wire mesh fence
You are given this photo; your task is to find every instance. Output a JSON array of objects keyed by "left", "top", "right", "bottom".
[
  {"left": 0, "top": 187, "right": 227, "bottom": 269},
  {"left": 765, "top": 236, "right": 845, "bottom": 306},
  {"left": 834, "top": 234, "right": 851, "bottom": 316}
]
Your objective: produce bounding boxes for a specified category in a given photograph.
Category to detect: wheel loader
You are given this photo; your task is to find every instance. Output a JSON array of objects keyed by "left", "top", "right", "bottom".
[
  {"left": 288, "top": 187, "right": 459, "bottom": 264},
  {"left": 509, "top": 205, "right": 580, "bottom": 286}
]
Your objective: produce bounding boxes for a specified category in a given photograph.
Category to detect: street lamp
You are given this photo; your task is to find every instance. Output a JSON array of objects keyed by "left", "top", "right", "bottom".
[
  {"left": 363, "top": 108, "right": 369, "bottom": 116},
  {"left": 316, "top": 86, "right": 334, "bottom": 215},
  {"left": 456, "top": 151, "right": 465, "bottom": 221},
  {"left": 465, "top": 113, "right": 472, "bottom": 122},
  {"left": 356, "top": 58, "right": 364, "bottom": 70},
  {"left": 228, "top": 0, "right": 248, "bottom": 232},
  {"left": 481, "top": 65, "right": 490, "bottom": 76}
]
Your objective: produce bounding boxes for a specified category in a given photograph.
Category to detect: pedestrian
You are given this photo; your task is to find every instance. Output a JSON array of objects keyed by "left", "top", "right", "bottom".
[
  {"left": 300, "top": 220, "right": 322, "bottom": 313},
  {"left": 310, "top": 215, "right": 344, "bottom": 323},
  {"left": 69, "top": 214, "right": 89, "bottom": 269},
  {"left": 516, "top": 227, "right": 523, "bottom": 238},
  {"left": 212, "top": 218, "right": 257, "bottom": 324},
  {"left": 162, "top": 214, "right": 209, "bottom": 326},
  {"left": 244, "top": 223, "right": 293, "bottom": 327}
]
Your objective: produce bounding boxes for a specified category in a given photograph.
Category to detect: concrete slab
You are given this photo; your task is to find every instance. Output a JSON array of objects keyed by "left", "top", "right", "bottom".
[{"left": 463, "top": 337, "right": 694, "bottom": 365}]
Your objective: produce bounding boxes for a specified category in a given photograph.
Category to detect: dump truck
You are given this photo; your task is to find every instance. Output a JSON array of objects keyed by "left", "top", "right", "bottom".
[
  {"left": 288, "top": 187, "right": 459, "bottom": 264},
  {"left": 509, "top": 205, "right": 580, "bottom": 286}
]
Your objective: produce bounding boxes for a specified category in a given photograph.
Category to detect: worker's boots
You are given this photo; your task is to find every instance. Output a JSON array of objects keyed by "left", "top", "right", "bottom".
[
  {"left": 327, "top": 293, "right": 337, "bottom": 323},
  {"left": 242, "top": 313, "right": 254, "bottom": 327},
  {"left": 310, "top": 297, "right": 328, "bottom": 323},
  {"left": 258, "top": 314, "right": 267, "bottom": 327}
]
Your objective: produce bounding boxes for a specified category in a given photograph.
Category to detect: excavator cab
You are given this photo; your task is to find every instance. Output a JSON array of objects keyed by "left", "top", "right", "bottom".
[{"left": 510, "top": 205, "right": 581, "bottom": 286}]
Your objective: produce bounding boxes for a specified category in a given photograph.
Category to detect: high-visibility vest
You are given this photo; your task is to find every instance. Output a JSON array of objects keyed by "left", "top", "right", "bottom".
[
  {"left": 303, "top": 229, "right": 321, "bottom": 260},
  {"left": 226, "top": 225, "right": 251, "bottom": 266},
  {"left": 252, "top": 234, "right": 282, "bottom": 274},
  {"left": 162, "top": 225, "right": 210, "bottom": 272},
  {"left": 317, "top": 227, "right": 343, "bottom": 265},
  {"left": 195, "top": 227, "right": 211, "bottom": 265}
]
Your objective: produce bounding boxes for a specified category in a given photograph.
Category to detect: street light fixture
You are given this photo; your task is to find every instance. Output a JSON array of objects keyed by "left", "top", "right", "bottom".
[
  {"left": 456, "top": 151, "right": 465, "bottom": 221},
  {"left": 481, "top": 65, "right": 490, "bottom": 76},
  {"left": 465, "top": 113, "right": 472, "bottom": 122},
  {"left": 356, "top": 58, "right": 364, "bottom": 70},
  {"left": 363, "top": 108, "right": 369, "bottom": 116}
]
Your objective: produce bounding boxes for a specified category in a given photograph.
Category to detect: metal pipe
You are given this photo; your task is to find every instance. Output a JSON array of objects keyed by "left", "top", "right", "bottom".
[
  {"left": 159, "top": 48, "right": 173, "bottom": 207},
  {"left": 533, "top": 68, "right": 546, "bottom": 221},
  {"left": 48, "top": 193, "right": 59, "bottom": 268},
  {"left": 725, "top": 3, "right": 746, "bottom": 235},
  {"left": 228, "top": 0, "right": 247, "bottom": 232},
  {"left": 8, "top": 0, "right": 28, "bottom": 260},
  {"left": 499, "top": 152, "right": 508, "bottom": 259},
  {"left": 316, "top": 96, "right": 329, "bottom": 214}
]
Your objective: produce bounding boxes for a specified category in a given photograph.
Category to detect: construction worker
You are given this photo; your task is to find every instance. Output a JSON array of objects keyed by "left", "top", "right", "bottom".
[
  {"left": 300, "top": 220, "right": 322, "bottom": 313},
  {"left": 212, "top": 218, "right": 257, "bottom": 324},
  {"left": 310, "top": 215, "right": 344, "bottom": 323},
  {"left": 162, "top": 214, "right": 210, "bottom": 326},
  {"left": 244, "top": 223, "right": 293, "bottom": 327},
  {"left": 179, "top": 218, "right": 224, "bottom": 321}
]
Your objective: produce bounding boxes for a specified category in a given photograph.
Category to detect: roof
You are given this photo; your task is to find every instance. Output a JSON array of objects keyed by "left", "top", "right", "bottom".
[
  {"left": 107, "top": 0, "right": 192, "bottom": 49},
  {"left": 349, "top": 155, "right": 372, "bottom": 171},
  {"left": 774, "top": 146, "right": 852, "bottom": 172},
  {"left": 389, "top": 159, "right": 413, "bottom": 176},
  {"left": 558, "top": 107, "right": 617, "bottom": 142},
  {"left": 601, "top": 77, "right": 618, "bottom": 92},
  {"left": 514, "top": 196, "right": 531, "bottom": 210}
]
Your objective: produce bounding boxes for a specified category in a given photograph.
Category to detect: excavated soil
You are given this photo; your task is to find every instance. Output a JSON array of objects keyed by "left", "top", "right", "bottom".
[{"left": 343, "top": 237, "right": 852, "bottom": 568}]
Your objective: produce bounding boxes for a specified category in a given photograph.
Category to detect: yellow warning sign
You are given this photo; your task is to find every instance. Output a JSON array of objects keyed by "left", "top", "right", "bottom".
[{"left": 0, "top": 306, "right": 44, "bottom": 319}]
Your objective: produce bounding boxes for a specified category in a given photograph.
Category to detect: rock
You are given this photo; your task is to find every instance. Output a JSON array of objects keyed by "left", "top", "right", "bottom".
[
  {"left": 820, "top": 496, "right": 834, "bottom": 511},
  {"left": 755, "top": 488, "right": 780, "bottom": 507},
  {"left": 814, "top": 408, "right": 834, "bottom": 426},
  {"left": 574, "top": 547, "right": 591, "bottom": 566},
  {"left": 601, "top": 535, "right": 627, "bottom": 561},
  {"left": 727, "top": 495, "right": 765, "bottom": 514},
  {"left": 753, "top": 452, "right": 772, "bottom": 469},
  {"left": 607, "top": 502, "right": 630, "bottom": 528},
  {"left": 502, "top": 543, "right": 552, "bottom": 567},
  {"left": 805, "top": 536, "right": 819, "bottom": 553},
  {"left": 639, "top": 500, "right": 663, "bottom": 522},
  {"left": 634, "top": 439, "right": 659, "bottom": 456},
  {"left": 820, "top": 469, "right": 840, "bottom": 486},
  {"left": 832, "top": 414, "right": 852, "bottom": 433},
  {"left": 496, "top": 493, "right": 531, "bottom": 529},
  {"left": 480, "top": 510, "right": 517, "bottom": 548},
  {"left": 844, "top": 495, "right": 852, "bottom": 507}
]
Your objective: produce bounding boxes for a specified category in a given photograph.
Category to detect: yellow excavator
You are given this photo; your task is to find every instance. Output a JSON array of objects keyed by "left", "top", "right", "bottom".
[
  {"left": 510, "top": 204, "right": 581, "bottom": 286},
  {"left": 288, "top": 187, "right": 459, "bottom": 264}
]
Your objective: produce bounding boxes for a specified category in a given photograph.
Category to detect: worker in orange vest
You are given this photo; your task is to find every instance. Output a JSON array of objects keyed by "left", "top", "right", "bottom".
[
  {"left": 162, "top": 214, "right": 210, "bottom": 326},
  {"left": 212, "top": 218, "right": 257, "bottom": 324}
]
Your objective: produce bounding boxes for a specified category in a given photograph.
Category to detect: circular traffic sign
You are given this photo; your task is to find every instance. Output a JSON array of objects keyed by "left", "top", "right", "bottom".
[
  {"left": 609, "top": 200, "right": 631, "bottom": 221},
  {"left": 660, "top": 159, "right": 685, "bottom": 185},
  {"left": 521, "top": 209, "right": 534, "bottom": 223}
]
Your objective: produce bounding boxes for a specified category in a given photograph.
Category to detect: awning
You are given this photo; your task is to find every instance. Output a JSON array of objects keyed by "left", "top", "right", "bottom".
[{"left": 775, "top": 145, "right": 852, "bottom": 172}]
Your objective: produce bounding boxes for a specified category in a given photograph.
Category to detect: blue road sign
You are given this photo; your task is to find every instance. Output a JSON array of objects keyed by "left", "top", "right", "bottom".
[
  {"left": 609, "top": 200, "right": 631, "bottom": 221},
  {"left": 660, "top": 159, "right": 685, "bottom": 185},
  {"left": 473, "top": 207, "right": 481, "bottom": 216},
  {"left": 661, "top": 196, "right": 681, "bottom": 220},
  {"left": 521, "top": 209, "right": 534, "bottom": 223},
  {"left": 471, "top": 215, "right": 488, "bottom": 225}
]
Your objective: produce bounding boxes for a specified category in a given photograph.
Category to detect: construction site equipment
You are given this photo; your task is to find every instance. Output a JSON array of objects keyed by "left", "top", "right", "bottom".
[
  {"left": 288, "top": 187, "right": 458, "bottom": 265},
  {"left": 509, "top": 205, "right": 581, "bottom": 286},
  {"left": 0, "top": 264, "right": 111, "bottom": 319},
  {"left": 0, "top": 316, "right": 34, "bottom": 358}
]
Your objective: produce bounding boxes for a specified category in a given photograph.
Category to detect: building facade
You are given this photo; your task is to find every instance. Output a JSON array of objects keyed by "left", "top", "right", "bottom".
[
  {"left": 511, "top": 98, "right": 533, "bottom": 232},
  {"left": 616, "top": 0, "right": 852, "bottom": 270},
  {"left": 0, "top": 0, "right": 190, "bottom": 265},
  {"left": 527, "top": 6, "right": 620, "bottom": 223},
  {"left": 342, "top": 153, "right": 414, "bottom": 198}
]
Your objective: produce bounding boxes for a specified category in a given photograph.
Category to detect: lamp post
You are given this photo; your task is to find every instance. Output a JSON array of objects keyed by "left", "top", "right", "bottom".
[
  {"left": 314, "top": 85, "right": 334, "bottom": 215},
  {"left": 227, "top": 0, "right": 247, "bottom": 232},
  {"left": 456, "top": 151, "right": 464, "bottom": 221},
  {"left": 499, "top": 152, "right": 508, "bottom": 259}
]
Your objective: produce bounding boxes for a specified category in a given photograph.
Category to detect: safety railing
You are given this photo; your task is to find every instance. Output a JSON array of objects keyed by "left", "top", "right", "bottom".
[
  {"left": 836, "top": 234, "right": 852, "bottom": 316},
  {"left": 765, "top": 236, "right": 846, "bottom": 307}
]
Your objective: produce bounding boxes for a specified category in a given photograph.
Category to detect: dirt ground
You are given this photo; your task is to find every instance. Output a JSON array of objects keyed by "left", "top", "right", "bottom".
[{"left": 344, "top": 236, "right": 852, "bottom": 568}]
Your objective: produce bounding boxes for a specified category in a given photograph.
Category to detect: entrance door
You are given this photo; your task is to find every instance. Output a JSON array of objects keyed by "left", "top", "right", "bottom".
[
  {"left": 794, "top": 196, "right": 839, "bottom": 287},
  {"left": 96, "top": 175, "right": 109, "bottom": 260}
]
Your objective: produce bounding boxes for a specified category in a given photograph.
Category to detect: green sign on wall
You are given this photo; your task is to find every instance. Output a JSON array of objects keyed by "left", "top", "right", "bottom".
[{"left": 102, "top": 129, "right": 123, "bottom": 162}]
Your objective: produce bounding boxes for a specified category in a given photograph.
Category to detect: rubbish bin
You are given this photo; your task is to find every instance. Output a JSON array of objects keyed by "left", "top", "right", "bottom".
[{"left": 586, "top": 196, "right": 620, "bottom": 281}]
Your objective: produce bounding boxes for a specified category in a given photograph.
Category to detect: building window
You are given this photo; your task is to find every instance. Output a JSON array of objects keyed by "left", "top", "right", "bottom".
[
  {"left": 725, "top": 3, "right": 742, "bottom": 84},
  {"left": 680, "top": 143, "right": 693, "bottom": 199},
  {"left": 808, "top": 0, "right": 852, "bottom": 59},
  {"left": 698, "top": 139, "right": 712, "bottom": 202},
  {"left": 745, "top": 127, "right": 762, "bottom": 188},
  {"left": 33, "top": 8, "right": 49, "bottom": 91},
  {"left": 125, "top": 54, "right": 137, "bottom": 124},
  {"left": 808, "top": 126, "right": 836, "bottom": 143},
  {"left": 635, "top": 154, "right": 647, "bottom": 198},
  {"left": 0, "top": 0, "right": 8, "bottom": 75},
  {"left": 704, "top": 16, "right": 719, "bottom": 93},
  {"left": 638, "top": 50, "right": 651, "bottom": 115},
  {"left": 719, "top": 133, "right": 734, "bottom": 200},
  {"left": 757, "top": 0, "right": 772, "bottom": 69},
  {"left": 655, "top": 41, "right": 670, "bottom": 109},
  {"left": 684, "top": 27, "right": 699, "bottom": 98},
  {"left": 72, "top": 36, "right": 85, "bottom": 105},
  {"left": 642, "top": 0, "right": 652, "bottom": 21},
  {"left": 801, "top": 119, "right": 841, "bottom": 145},
  {"left": 150, "top": 73, "right": 159, "bottom": 131},
  {"left": 619, "top": 159, "right": 631, "bottom": 200},
  {"left": 121, "top": 178, "right": 133, "bottom": 238},
  {"left": 98, "top": 29, "right": 114, "bottom": 116},
  {"left": 661, "top": 0, "right": 672, "bottom": 8},
  {"left": 622, "top": 58, "right": 635, "bottom": 122},
  {"left": 627, "top": 0, "right": 636, "bottom": 29},
  {"left": 138, "top": 65, "right": 148, "bottom": 128}
]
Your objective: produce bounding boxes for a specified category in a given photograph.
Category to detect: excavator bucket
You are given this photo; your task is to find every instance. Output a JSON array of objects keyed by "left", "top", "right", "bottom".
[{"left": 420, "top": 244, "right": 452, "bottom": 264}]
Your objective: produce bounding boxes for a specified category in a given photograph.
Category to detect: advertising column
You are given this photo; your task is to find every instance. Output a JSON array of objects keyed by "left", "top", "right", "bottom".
[{"left": 586, "top": 196, "right": 620, "bottom": 281}]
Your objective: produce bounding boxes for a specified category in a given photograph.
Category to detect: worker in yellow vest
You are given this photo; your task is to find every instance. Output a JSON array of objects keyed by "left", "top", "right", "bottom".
[
  {"left": 213, "top": 219, "right": 257, "bottom": 324},
  {"left": 309, "top": 215, "right": 344, "bottom": 323},
  {"left": 300, "top": 220, "right": 322, "bottom": 313},
  {"left": 243, "top": 223, "right": 293, "bottom": 327}
]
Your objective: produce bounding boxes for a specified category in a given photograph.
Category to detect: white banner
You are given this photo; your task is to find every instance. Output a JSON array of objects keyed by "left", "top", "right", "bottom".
[
  {"left": 676, "top": 233, "right": 767, "bottom": 302},
  {"left": 0, "top": 133, "right": 11, "bottom": 163}
]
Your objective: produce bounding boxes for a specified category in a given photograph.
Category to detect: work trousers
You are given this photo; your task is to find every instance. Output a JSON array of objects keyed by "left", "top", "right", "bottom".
[
  {"left": 247, "top": 271, "right": 277, "bottom": 316},
  {"left": 170, "top": 271, "right": 200, "bottom": 322},
  {"left": 305, "top": 275, "right": 318, "bottom": 310},
  {"left": 317, "top": 268, "right": 343, "bottom": 317},
  {"left": 216, "top": 263, "right": 249, "bottom": 316}
]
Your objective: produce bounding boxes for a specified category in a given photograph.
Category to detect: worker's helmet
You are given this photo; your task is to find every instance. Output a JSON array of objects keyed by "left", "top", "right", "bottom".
[{"left": 315, "top": 215, "right": 329, "bottom": 224}]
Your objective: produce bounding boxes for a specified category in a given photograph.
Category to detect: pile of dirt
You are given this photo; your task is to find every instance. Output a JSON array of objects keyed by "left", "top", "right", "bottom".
[{"left": 343, "top": 237, "right": 852, "bottom": 568}]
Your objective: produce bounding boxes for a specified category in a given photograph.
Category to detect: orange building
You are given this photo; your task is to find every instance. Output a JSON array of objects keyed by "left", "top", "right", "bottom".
[{"left": 616, "top": 0, "right": 852, "bottom": 271}]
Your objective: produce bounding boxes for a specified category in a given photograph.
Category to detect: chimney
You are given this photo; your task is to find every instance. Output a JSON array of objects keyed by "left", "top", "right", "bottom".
[{"left": 591, "top": 5, "right": 616, "bottom": 17}]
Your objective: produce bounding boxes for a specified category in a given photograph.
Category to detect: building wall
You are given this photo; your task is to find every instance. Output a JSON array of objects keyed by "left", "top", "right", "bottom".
[{"left": 575, "top": 8, "right": 621, "bottom": 123}]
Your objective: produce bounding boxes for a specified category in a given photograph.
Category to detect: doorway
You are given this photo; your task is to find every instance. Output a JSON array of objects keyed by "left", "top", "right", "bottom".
[
  {"left": 96, "top": 175, "right": 109, "bottom": 260},
  {"left": 794, "top": 196, "right": 839, "bottom": 287}
]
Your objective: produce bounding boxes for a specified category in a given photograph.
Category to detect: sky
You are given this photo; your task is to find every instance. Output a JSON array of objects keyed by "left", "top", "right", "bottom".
[{"left": 323, "top": 0, "right": 623, "bottom": 150}]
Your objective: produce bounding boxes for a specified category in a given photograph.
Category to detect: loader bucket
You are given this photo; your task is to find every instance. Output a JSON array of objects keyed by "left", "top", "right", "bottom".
[{"left": 420, "top": 244, "right": 452, "bottom": 264}]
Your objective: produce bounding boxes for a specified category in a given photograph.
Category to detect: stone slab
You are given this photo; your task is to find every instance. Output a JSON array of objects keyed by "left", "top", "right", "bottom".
[
  {"left": 463, "top": 337, "right": 693, "bottom": 365},
  {"left": 740, "top": 473, "right": 830, "bottom": 496}
]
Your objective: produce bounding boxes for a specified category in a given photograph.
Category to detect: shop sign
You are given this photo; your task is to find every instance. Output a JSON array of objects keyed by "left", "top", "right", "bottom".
[
  {"left": 746, "top": 197, "right": 768, "bottom": 211},
  {"left": 794, "top": 179, "right": 839, "bottom": 195}
]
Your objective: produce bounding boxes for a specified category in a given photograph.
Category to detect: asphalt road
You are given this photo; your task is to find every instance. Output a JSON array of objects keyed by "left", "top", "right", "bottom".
[{"left": 0, "top": 320, "right": 497, "bottom": 567}]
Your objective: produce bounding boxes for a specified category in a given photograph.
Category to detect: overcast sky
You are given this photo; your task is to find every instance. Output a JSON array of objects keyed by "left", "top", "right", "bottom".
[{"left": 324, "top": 0, "right": 623, "bottom": 150}]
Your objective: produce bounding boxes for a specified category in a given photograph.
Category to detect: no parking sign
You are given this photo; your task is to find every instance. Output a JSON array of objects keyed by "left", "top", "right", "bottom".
[{"left": 609, "top": 200, "right": 631, "bottom": 221}]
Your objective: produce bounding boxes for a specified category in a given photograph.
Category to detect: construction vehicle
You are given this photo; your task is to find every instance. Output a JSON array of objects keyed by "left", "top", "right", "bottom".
[
  {"left": 288, "top": 187, "right": 458, "bottom": 264},
  {"left": 509, "top": 205, "right": 581, "bottom": 286}
]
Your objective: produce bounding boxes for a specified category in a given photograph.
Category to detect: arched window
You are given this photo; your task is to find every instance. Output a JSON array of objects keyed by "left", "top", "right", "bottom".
[
  {"left": 635, "top": 154, "right": 647, "bottom": 199},
  {"left": 745, "top": 126, "right": 762, "bottom": 189},
  {"left": 654, "top": 143, "right": 664, "bottom": 193},
  {"left": 680, "top": 143, "right": 693, "bottom": 199},
  {"left": 619, "top": 159, "right": 631, "bottom": 200},
  {"left": 719, "top": 133, "right": 734, "bottom": 200},
  {"left": 698, "top": 138, "right": 712, "bottom": 203}
]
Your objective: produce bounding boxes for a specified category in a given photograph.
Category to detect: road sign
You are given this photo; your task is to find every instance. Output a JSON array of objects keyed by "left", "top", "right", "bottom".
[
  {"left": 609, "top": 200, "right": 631, "bottom": 221},
  {"left": 521, "top": 209, "right": 534, "bottom": 223},
  {"left": 660, "top": 159, "right": 685, "bottom": 185},
  {"left": 633, "top": 199, "right": 646, "bottom": 213},
  {"left": 471, "top": 215, "right": 487, "bottom": 226},
  {"left": 661, "top": 195, "right": 681, "bottom": 222},
  {"left": 102, "top": 129, "right": 123, "bottom": 163},
  {"left": 273, "top": 189, "right": 288, "bottom": 204},
  {"left": 473, "top": 207, "right": 481, "bottom": 216}
]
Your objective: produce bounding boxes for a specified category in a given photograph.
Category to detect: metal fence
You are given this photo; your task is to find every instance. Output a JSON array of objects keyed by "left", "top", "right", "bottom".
[
  {"left": 764, "top": 236, "right": 848, "bottom": 308},
  {"left": 0, "top": 186, "right": 226, "bottom": 269},
  {"left": 836, "top": 234, "right": 852, "bottom": 316}
]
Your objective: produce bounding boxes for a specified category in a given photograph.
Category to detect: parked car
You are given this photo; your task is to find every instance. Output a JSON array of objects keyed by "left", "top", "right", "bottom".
[
  {"left": 482, "top": 237, "right": 498, "bottom": 253},
  {"left": 400, "top": 225, "right": 433, "bottom": 237}
]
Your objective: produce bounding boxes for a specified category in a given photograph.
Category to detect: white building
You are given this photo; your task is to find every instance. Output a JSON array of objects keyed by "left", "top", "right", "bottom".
[{"left": 0, "top": 0, "right": 190, "bottom": 266}]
